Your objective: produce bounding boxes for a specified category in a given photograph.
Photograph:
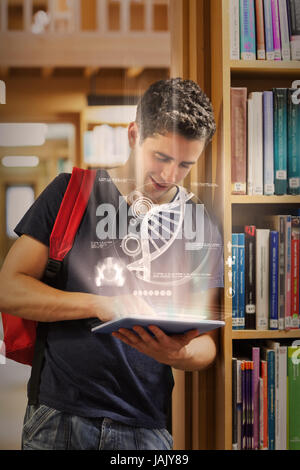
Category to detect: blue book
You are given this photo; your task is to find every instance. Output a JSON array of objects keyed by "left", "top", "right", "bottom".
[
  {"left": 264, "top": 348, "right": 275, "bottom": 450},
  {"left": 269, "top": 231, "right": 279, "bottom": 330},
  {"left": 273, "top": 88, "right": 288, "bottom": 195},
  {"left": 263, "top": 0, "right": 275, "bottom": 59},
  {"left": 240, "top": 0, "right": 256, "bottom": 59},
  {"left": 287, "top": 88, "right": 300, "bottom": 195},
  {"left": 263, "top": 91, "right": 275, "bottom": 195},
  {"left": 238, "top": 234, "right": 245, "bottom": 329},
  {"left": 232, "top": 234, "right": 239, "bottom": 330}
]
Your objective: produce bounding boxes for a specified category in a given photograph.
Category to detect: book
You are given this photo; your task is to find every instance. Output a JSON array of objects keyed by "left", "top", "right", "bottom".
[
  {"left": 245, "top": 226, "right": 256, "bottom": 329},
  {"left": 255, "top": 0, "right": 266, "bottom": 58},
  {"left": 271, "top": 0, "right": 282, "bottom": 59},
  {"left": 247, "top": 96, "right": 254, "bottom": 195},
  {"left": 237, "top": 359, "right": 243, "bottom": 449},
  {"left": 249, "top": 92, "right": 263, "bottom": 195},
  {"left": 232, "top": 358, "right": 238, "bottom": 449},
  {"left": 252, "top": 347, "right": 260, "bottom": 449},
  {"left": 288, "top": 0, "right": 300, "bottom": 60},
  {"left": 231, "top": 88, "right": 247, "bottom": 194},
  {"left": 273, "top": 88, "right": 288, "bottom": 195},
  {"left": 267, "top": 341, "right": 287, "bottom": 449},
  {"left": 240, "top": 0, "right": 257, "bottom": 59},
  {"left": 287, "top": 88, "right": 300, "bottom": 195},
  {"left": 262, "top": 347, "right": 275, "bottom": 450},
  {"left": 287, "top": 346, "right": 300, "bottom": 450},
  {"left": 291, "top": 216, "right": 300, "bottom": 328},
  {"left": 264, "top": 215, "right": 286, "bottom": 330},
  {"left": 256, "top": 229, "right": 270, "bottom": 330},
  {"left": 278, "top": 0, "right": 292, "bottom": 60},
  {"left": 232, "top": 233, "right": 239, "bottom": 330},
  {"left": 230, "top": 0, "right": 241, "bottom": 59},
  {"left": 269, "top": 231, "right": 279, "bottom": 329},
  {"left": 238, "top": 233, "right": 246, "bottom": 329},
  {"left": 263, "top": 91, "right": 275, "bottom": 195},
  {"left": 260, "top": 359, "right": 268, "bottom": 449},
  {"left": 284, "top": 215, "right": 292, "bottom": 330},
  {"left": 264, "top": 0, "right": 275, "bottom": 59}
]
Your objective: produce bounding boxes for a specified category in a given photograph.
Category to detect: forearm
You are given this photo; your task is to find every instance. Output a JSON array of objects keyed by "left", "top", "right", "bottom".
[
  {"left": 0, "top": 272, "right": 107, "bottom": 322},
  {"left": 170, "top": 333, "right": 217, "bottom": 372}
]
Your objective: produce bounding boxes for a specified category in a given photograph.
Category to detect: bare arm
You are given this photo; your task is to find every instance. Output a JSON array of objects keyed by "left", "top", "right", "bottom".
[{"left": 0, "top": 235, "right": 153, "bottom": 323}]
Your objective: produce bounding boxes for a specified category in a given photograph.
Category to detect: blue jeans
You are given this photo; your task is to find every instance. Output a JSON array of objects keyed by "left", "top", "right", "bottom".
[{"left": 21, "top": 404, "right": 173, "bottom": 450}]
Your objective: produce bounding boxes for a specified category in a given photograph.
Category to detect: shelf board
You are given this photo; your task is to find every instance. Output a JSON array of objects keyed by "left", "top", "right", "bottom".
[
  {"left": 232, "top": 329, "right": 300, "bottom": 339},
  {"left": 230, "top": 195, "right": 300, "bottom": 204},
  {"left": 230, "top": 60, "right": 300, "bottom": 75}
]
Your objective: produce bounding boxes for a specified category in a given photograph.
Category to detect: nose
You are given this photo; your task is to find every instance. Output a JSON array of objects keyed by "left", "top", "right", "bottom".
[{"left": 161, "top": 164, "right": 178, "bottom": 184}]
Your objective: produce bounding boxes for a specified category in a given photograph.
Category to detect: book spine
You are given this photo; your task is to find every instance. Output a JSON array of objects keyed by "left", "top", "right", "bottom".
[
  {"left": 238, "top": 233, "right": 246, "bottom": 329},
  {"left": 267, "top": 349, "right": 275, "bottom": 450},
  {"left": 232, "top": 358, "right": 238, "bottom": 449},
  {"left": 252, "top": 347, "right": 260, "bottom": 449},
  {"left": 264, "top": 0, "right": 276, "bottom": 58},
  {"left": 287, "top": 88, "right": 300, "bottom": 195},
  {"left": 289, "top": 0, "right": 300, "bottom": 34},
  {"left": 273, "top": 343, "right": 280, "bottom": 449},
  {"left": 261, "top": 360, "right": 268, "bottom": 449},
  {"left": 237, "top": 360, "right": 243, "bottom": 450},
  {"left": 263, "top": 91, "right": 275, "bottom": 195},
  {"left": 250, "top": 361, "right": 254, "bottom": 449},
  {"left": 250, "top": 92, "right": 264, "bottom": 195},
  {"left": 278, "top": 216, "right": 286, "bottom": 330},
  {"left": 279, "top": 346, "right": 287, "bottom": 450},
  {"left": 291, "top": 216, "right": 300, "bottom": 329},
  {"left": 259, "top": 376, "right": 264, "bottom": 449},
  {"left": 231, "top": 88, "right": 247, "bottom": 195},
  {"left": 245, "top": 226, "right": 256, "bottom": 329},
  {"left": 232, "top": 234, "right": 239, "bottom": 330},
  {"left": 271, "top": 0, "right": 282, "bottom": 59},
  {"left": 231, "top": 0, "right": 241, "bottom": 59},
  {"left": 241, "top": 361, "right": 246, "bottom": 449},
  {"left": 256, "top": 229, "right": 270, "bottom": 330},
  {"left": 247, "top": 97, "right": 254, "bottom": 195},
  {"left": 287, "top": 346, "right": 300, "bottom": 450},
  {"left": 256, "top": 0, "right": 266, "bottom": 58},
  {"left": 240, "top": 0, "right": 257, "bottom": 59},
  {"left": 273, "top": 88, "right": 288, "bottom": 195},
  {"left": 270, "top": 231, "right": 279, "bottom": 329},
  {"left": 285, "top": 215, "right": 292, "bottom": 330},
  {"left": 278, "top": 0, "right": 292, "bottom": 59}
]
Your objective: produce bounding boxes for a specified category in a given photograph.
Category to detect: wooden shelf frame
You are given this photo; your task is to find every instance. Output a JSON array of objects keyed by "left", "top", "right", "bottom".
[{"left": 211, "top": 0, "right": 300, "bottom": 450}]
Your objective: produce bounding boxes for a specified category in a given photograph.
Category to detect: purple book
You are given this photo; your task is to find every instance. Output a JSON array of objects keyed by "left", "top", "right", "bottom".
[
  {"left": 271, "top": 0, "right": 282, "bottom": 59},
  {"left": 252, "top": 349, "right": 260, "bottom": 449},
  {"left": 242, "top": 361, "right": 246, "bottom": 449}
]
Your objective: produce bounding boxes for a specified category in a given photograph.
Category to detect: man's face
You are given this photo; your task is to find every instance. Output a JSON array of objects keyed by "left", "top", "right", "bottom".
[{"left": 128, "top": 123, "right": 206, "bottom": 202}]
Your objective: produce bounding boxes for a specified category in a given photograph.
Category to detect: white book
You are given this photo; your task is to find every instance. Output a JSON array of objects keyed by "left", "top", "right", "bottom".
[
  {"left": 247, "top": 97, "right": 254, "bottom": 195},
  {"left": 230, "top": 0, "right": 240, "bottom": 59},
  {"left": 256, "top": 229, "right": 270, "bottom": 330},
  {"left": 278, "top": 0, "right": 291, "bottom": 61},
  {"left": 291, "top": 37, "right": 300, "bottom": 60},
  {"left": 263, "top": 91, "right": 275, "bottom": 195},
  {"left": 249, "top": 92, "right": 263, "bottom": 195}
]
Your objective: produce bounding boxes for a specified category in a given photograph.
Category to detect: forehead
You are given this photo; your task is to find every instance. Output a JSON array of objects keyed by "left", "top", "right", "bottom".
[{"left": 144, "top": 132, "right": 206, "bottom": 159}]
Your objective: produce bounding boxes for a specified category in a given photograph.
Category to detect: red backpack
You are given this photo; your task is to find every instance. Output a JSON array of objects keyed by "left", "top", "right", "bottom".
[{"left": 1, "top": 167, "right": 97, "bottom": 367}]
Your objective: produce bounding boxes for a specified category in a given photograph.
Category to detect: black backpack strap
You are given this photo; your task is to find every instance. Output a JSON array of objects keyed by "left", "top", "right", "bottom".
[{"left": 27, "top": 322, "right": 49, "bottom": 405}]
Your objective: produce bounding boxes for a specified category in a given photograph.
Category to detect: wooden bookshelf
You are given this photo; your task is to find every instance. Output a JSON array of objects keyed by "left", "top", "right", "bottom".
[{"left": 210, "top": 0, "right": 300, "bottom": 450}]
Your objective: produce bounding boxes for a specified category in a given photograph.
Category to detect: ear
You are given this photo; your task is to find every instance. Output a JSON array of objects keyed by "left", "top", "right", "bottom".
[{"left": 128, "top": 122, "right": 139, "bottom": 149}]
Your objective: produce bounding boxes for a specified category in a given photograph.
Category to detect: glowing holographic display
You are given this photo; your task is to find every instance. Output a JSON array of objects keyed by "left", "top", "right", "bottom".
[{"left": 95, "top": 257, "right": 125, "bottom": 287}]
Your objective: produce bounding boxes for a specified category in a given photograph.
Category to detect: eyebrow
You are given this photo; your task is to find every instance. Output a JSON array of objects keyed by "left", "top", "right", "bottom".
[{"left": 155, "top": 152, "right": 196, "bottom": 166}]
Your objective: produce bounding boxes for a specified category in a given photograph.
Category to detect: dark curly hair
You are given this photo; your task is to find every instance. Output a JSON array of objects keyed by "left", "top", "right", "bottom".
[{"left": 135, "top": 77, "right": 216, "bottom": 144}]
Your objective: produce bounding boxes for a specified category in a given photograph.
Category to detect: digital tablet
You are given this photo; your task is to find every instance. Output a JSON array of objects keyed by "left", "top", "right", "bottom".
[{"left": 91, "top": 315, "right": 225, "bottom": 335}]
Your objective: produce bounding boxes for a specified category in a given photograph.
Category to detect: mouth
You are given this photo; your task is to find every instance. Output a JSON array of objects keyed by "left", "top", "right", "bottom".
[{"left": 150, "top": 176, "right": 170, "bottom": 191}]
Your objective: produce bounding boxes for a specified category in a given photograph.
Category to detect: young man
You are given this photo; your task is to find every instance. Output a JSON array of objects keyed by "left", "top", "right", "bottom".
[{"left": 0, "top": 78, "right": 223, "bottom": 450}]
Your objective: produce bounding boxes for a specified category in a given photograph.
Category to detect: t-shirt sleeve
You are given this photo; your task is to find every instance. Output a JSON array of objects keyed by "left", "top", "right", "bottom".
[{"left": 14, "top": 173, "right": 71, "bottom": 247}]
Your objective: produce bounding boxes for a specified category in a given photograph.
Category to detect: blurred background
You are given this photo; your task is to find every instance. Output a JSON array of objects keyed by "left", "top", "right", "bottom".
[{"left": 0, "top": 0, "right": 170, "bottom": 449}]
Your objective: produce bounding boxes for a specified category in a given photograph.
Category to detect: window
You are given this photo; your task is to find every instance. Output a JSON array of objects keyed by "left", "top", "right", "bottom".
[{"left": 6, "top": 186, "right": 35, "bottom": 238}]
